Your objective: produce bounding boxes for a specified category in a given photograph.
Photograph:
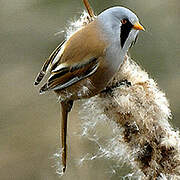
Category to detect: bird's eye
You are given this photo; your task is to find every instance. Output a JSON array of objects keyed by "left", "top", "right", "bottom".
[{"left": 121, "top": 19, "right": 127, "bottom": 24}]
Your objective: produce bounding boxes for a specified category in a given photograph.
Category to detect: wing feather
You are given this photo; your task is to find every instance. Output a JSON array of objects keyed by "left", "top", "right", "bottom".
[
  {"left": 35, "top": 20, "right": 107, "bottom": 94},
  {"left": 34, "top": 40, "right": 65, "bottom": 85},
  {"left": 39, "top": 57, "right": 99, "bottom": 93}
]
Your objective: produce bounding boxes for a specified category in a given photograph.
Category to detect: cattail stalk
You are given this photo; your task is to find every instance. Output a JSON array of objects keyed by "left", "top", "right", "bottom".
[
  {"left": 80, "top": 56, "right": 180, "bottom": 179},
  {"left": 82, "top": 0, "right": 95, "bottom": 19}
]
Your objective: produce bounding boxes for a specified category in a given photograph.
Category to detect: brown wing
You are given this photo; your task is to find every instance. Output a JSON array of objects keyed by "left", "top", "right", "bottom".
[
  {"left": 39, "top": 57, "right": 99, "bottom": 93},
  {"left": 34, "top": 40, "right": 65, "bottom": 85},
  {"left": 38, "top": 20, "right": 107, "bottom": 93},
  {"left": 51, "top": 20, "right": 107, "bottom": 68}
]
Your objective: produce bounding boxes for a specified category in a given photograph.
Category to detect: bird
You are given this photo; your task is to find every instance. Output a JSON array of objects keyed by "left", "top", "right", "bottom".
[{"left": 34, "top": 4, "right": 144, "bottom": 172}]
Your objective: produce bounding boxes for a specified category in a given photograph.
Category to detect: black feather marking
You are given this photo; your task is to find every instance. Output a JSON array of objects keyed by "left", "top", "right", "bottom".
[
  {"left": 120, "top": 19, "right": 133, "bottom": 48},
  {"left": 34, "top": 40, "right": 65, "bottom": 86},
  {"left": 39, "top": 83, "right": 48, "bottom": 94},
  {"left": 82, "top": 63, "right": 98, "bottom": 77},
  {"left": 50, "top": 60, "right": 99, "bottom": 91},
  {"left": 57, "top": 62, "right": 99, "bottom": 91},
  {"left": 70, "top": 57, "right": 98, "bottom": 72},
  {"left": 34, "top": 71, "right": 45, "bottom": 85},
  {"left": 43, "top": 40, "right": 65, "bottom": 72},
  {"left": 48, "top": 57, "right": 98, "bottom": 86},
  {"left": 48, "top": 68, "right": 69, "bottom": 83}
]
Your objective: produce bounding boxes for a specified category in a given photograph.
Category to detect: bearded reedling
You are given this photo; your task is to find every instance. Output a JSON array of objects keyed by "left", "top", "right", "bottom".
[{"left": 34, "top": 0, "right": 145, "bottom": 172}]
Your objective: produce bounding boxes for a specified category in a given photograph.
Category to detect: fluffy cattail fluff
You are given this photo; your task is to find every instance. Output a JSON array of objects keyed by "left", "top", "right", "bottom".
[
  {"left": 80, "top": 56, "right": 180, "bottom": 179},
  {"left": 53, "top": 12, "right": 180, "bottom": 179}
]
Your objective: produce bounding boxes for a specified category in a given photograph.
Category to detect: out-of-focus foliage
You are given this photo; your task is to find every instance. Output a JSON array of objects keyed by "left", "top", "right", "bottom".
[{"left": 0, "top": 0, "right": 179, "bottom": 179}]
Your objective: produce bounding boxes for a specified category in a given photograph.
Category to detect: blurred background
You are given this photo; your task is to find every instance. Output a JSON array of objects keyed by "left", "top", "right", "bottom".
[{"left": 0, "top": 0, "right": 179, "bottom": 179}]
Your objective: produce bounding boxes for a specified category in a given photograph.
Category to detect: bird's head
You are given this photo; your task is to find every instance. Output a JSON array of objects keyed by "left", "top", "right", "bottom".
[{"left": 98, "top": 7, "right": 145, "bottom": 50}]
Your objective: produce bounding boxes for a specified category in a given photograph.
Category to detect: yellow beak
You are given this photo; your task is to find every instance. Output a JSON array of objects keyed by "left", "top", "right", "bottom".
[{"left": 133, "top": 22, "right": 145, "bottom": 31}]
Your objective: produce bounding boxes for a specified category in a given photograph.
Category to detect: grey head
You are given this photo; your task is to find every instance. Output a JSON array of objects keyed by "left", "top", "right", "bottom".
[
  {"left": 97, "top": 7, "right": 143, "bottom": 48},
  {"left": 97, "top": 6, "right": 144, "bottom": 72}
]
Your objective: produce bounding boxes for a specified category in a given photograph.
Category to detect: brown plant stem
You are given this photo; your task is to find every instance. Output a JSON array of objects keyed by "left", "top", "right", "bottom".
[
  {"left": 80, "top": 56, "right": 180, "bottom": 179},
  {"left": 82, "top": 0, "right": 95, "bottom": 19}
]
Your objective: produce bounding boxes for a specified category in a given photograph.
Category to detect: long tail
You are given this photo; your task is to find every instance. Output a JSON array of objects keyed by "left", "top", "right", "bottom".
[{"left": 60, "top": 100, "right": 73, "bottom": 173}]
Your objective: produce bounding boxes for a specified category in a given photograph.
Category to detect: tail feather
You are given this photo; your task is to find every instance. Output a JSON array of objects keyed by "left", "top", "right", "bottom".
[{"left": 61, "top": 100, "right": 73, "bottom": 173}]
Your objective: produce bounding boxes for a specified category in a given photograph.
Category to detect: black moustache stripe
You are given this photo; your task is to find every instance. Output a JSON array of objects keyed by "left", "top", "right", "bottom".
[{"left": 120, "top": 20, "right": 133, "bottom": 48}]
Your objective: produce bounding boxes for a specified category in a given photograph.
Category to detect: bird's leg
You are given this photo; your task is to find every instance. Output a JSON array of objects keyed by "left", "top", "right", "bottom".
[
  {"left": 60, "top": 100, "right": 74, "bottom": 173},
  {"left": 101, "top": 79, "right": 132, "bottom": 94}
]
